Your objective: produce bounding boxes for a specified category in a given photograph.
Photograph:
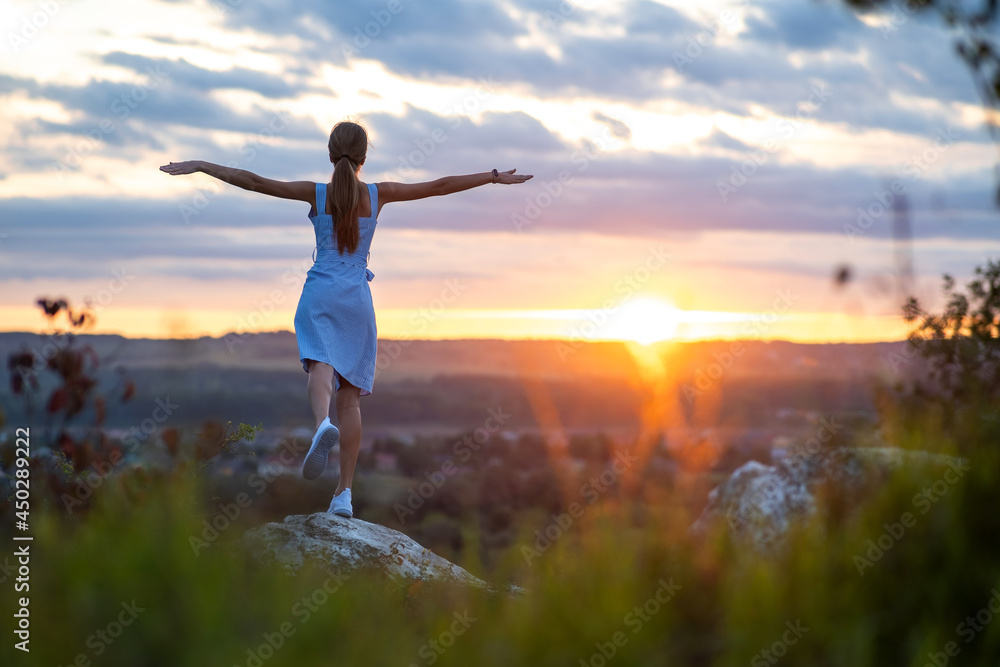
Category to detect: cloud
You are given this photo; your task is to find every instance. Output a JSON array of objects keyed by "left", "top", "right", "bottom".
[
  {"left": 10, "top": 0, "right": 986, "bottom": 145},
  {"left": 0, "top": 73, "right": 40, "bottom": 96},
  {"left": 743, "top": 0, "right": 864, "bottom": 51},
  {"left": 200, "top": 0, "right": 698, "bottom": 101},
  {"left": 192, "top": 0, "right": 986, "bottom": 142},
  {"left": 356, "top": 106, "right": 567, "bottom": 180},
  {"left": 593, "top": 112, "right": 632, "bottom": 140},
  {"left": 0, "top": 70, "right": 324, "bottom": 177},
  {"left": 101, "top": 51, "right": 310, "bottom": 99},
  {"left": 621, "top": 0, "right": 696, "bottom": 36},
  {"left": 2, "top": 129, "right": 993, "bottom": 279},
  {"left": 700, "top": 129, "right": 751, "bottom": 152}
]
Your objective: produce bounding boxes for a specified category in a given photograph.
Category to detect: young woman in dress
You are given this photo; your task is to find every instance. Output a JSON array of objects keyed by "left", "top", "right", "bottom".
[{"left": 160, "top": 121, "right": 532, "bottom": 518}]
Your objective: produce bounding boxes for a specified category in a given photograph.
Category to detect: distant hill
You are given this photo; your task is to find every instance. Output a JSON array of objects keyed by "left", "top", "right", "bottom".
[
  {"left": 0, "top": 332, "right": 922, "bottom": 433},
  {"left": 0, "top": 330, "right": 916, "bottom": 380}
]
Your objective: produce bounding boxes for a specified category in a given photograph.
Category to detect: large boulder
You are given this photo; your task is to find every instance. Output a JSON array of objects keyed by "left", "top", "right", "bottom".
[
  {"left": 692, "top": 447, "right": 964, "bottom": 551},
  {"left": 240, "top": 512, "right": 520, "bottom": 595}
]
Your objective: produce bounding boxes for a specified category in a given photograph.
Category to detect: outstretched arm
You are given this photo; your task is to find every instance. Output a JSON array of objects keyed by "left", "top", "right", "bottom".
[
  {"left": 378, "top": 169, "right": 532, "bottom": 206},
  {"left": 159, "top": 160, "right": 314, "bottom": 202}
]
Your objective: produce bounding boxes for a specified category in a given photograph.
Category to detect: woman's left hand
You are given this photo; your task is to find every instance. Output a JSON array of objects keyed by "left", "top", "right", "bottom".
[
  {"left": 159, "top": 161, "right": 203, "bottom": 176},
  {"left": 495, "top": 168, "right": 533, "bottom": 185}
]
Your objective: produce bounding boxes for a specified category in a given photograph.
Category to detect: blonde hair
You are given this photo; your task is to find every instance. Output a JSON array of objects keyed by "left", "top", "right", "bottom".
[{"left": 327, "top": 121, "right": 369, "bottom": 254}]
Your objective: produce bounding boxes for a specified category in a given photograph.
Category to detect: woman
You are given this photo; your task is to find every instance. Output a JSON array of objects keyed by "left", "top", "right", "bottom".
[{"left": 160, "top": 120, "right": 532, "bottom": 518}]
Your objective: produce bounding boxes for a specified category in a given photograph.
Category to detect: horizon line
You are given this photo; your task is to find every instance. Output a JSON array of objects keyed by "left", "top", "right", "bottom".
[{"left": 0, "top": 328, "right": 911, "bottom": 346}]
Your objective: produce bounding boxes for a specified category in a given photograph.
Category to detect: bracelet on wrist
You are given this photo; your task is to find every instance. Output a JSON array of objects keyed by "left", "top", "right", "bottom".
[{"left": 491, "top": 168, "right": 498, "bottom": 184}]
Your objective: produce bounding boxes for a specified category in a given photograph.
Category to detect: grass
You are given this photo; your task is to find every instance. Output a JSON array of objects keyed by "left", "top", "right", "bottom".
[{"left": 5, "top": 396, "right": 1000, "bottom": 667}]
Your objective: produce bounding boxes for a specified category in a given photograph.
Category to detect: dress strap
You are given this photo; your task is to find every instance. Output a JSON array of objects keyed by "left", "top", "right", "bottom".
[
  {"left": 367, "top": 182, "right": 378, "bottom": 219},
  {"left": 314, "top": 182, "right": 327, "bottom": 216}
]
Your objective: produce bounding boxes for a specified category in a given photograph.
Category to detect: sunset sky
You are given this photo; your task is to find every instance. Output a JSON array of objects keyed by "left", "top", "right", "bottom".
[{"left": 1, "top": 0, "right": 997, "bottom": 344}]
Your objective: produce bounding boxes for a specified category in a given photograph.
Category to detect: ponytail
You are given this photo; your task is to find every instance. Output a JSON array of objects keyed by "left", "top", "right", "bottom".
[
  {"left": 330, "top": 155, "right": 360, "bottom": 255},
  {"left": 326, "top": 120, "right": 369, "bottom": 255}
]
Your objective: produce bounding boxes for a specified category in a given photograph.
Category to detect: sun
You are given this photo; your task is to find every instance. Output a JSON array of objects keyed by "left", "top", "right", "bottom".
[{"left": 604, "top": 296, "right": 680, "bottom": 345}]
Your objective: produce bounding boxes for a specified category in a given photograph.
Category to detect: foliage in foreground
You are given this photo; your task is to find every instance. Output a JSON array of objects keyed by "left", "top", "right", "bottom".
[{"left": 2, "top": 397, "right": 999, "bottom": 667}]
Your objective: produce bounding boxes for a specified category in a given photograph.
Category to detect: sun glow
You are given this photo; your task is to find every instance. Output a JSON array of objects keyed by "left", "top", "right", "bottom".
[{"left": 603, "top": 296, "right": 681, "bottom": 345}]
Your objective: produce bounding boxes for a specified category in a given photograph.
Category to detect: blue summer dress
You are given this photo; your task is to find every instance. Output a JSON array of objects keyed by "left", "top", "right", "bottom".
[{"left": 293, "top": 181, "right": 379, "bottom": 395}]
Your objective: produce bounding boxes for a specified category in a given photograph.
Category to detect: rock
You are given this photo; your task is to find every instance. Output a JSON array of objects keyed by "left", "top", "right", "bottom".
[
  {"left": 240, "top": 512, "right": 520, "bottom": 595},
  {"left": 691, "top": 447, "right": 964, "bottom": 551}
]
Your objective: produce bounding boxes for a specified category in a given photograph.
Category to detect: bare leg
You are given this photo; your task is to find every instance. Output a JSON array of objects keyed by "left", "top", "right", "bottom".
[
  {"left": 306, "top": 360, "right": 335, "bottom": 430},
  {"left": 335, "top": 380, "right": 362, "bottom": 495}
]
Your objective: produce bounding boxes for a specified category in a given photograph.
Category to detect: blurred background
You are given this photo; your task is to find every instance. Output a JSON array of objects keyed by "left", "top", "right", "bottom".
[{"left": 1, "top": 1, "right": 999, "bottom": 665}]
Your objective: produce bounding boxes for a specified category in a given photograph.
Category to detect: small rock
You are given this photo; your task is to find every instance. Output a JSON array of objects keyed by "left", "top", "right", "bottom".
[{"left": 691, "top": 447, "right": 965, "bottom": 551}]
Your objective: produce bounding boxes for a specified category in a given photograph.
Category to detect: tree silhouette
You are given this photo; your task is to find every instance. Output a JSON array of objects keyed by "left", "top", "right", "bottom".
[{"left": 903, "top": 257, "right": 1000, "bottom": 401}]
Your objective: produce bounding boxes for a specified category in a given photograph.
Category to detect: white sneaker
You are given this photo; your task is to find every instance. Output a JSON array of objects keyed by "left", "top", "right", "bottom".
[
  {"left": 328, "top": 488, "right": 353, "bottom": 518},
  {"left": 301, "top": 418, "right": 339, "bottom": 480}
]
